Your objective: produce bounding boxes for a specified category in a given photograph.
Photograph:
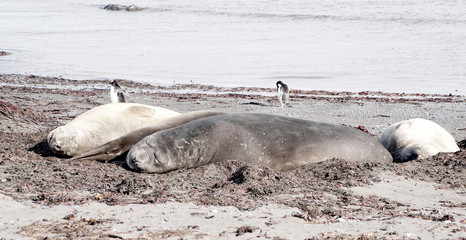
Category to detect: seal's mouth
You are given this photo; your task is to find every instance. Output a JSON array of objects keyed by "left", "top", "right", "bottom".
[
  {"left": 47, "top": 129, "right": 74, "bottom": 157},
  {"left": 49, "top": 140, "right": 64, "bottom": 155},
  {"left": 48, "top": 140, "right": 75, "bottom": 157}
]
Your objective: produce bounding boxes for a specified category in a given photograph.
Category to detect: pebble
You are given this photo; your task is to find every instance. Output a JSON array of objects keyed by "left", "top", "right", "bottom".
[
  {"left": 380, "top": 225, "right": 392, "bottom": 231},
  {"left": 140, "top": 189, "right": 154, "bottom": 195},
  {"left": 335, "top": 216, "right": 348, "bottom": 222}
]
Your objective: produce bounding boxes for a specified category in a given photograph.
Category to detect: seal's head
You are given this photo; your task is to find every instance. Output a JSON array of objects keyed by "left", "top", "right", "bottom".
[
  {"left": 397, "top": 143, "right": 439, "bottom": 162},
  {"left": 47, "top": 127, "right": 79, "bottom": 157},
  {"left": 126, "top": 134, "right": 179, "bottom": 173},
  {"left": 126, "top": 125, "right": 212, "bottom": 173}
]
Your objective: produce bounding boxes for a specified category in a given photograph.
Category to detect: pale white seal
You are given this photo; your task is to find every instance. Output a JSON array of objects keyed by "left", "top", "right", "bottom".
[
  {"left": 47, "top": 103, "right": 180, "bottom": 157},
  {"left": 379, "top": 118, "right": 460, "bottom": 162}
]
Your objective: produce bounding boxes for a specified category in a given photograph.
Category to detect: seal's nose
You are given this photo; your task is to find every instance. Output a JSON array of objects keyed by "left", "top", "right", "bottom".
[{"left": 126, "top": 148, "right": 150, "bottom": 171}]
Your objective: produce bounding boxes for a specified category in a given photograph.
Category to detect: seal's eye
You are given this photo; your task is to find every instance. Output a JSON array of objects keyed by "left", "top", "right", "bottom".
[
  {"left": 153, "top": 152, "right": 160, "bottom": 165},
  {"left": 406, "top": 152, "right": 418, "bottom": 161}
]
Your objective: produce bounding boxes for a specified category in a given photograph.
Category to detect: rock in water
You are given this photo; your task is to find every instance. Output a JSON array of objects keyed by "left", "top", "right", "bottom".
[
  {"left": 104, "top": 4, "right": 125, "bottom": 11},
  {"left": 103, "top": 4, "right": 142, "bottom": 11}
]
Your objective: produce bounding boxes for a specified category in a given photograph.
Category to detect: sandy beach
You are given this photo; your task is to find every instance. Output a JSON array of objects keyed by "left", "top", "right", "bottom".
[{"left": 0, "top": 74, "right": 465, "bottom": 239}]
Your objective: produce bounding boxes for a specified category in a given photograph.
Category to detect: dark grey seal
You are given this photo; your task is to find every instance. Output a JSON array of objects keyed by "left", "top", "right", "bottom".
[{"left": 127, "top": 113, "right": 393, "bottom": 173}]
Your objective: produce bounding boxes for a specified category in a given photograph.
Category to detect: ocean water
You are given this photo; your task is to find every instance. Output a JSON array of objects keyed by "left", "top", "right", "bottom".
[{"left": 0, "top": 0, "right": 465, "bottom": 95}]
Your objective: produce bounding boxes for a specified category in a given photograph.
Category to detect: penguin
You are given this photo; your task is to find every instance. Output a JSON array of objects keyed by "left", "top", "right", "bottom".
[
  {"left": 276, "top": 81, "right": 289, "bottom": 108},
  {"left": 110, "top": 80, "right": 126, "bottom": 103}
]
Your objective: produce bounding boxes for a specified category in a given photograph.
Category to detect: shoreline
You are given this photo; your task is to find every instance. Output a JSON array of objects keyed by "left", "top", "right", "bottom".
[
  {"left": 2, "top": 73, "right": 464, "bottom": 100},
  {"left": 1, "top": 73, "right": 465, "bottom": 139},
  {"left": 0, "top": 73, "right": 465, "bottom": 239}
]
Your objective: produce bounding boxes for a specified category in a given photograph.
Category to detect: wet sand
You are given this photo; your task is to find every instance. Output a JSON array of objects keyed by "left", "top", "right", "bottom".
[{"left": 0, "top": 74, "right": 465, "bottom": 239}]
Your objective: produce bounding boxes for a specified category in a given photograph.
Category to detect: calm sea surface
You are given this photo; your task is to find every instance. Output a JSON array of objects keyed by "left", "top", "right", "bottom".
[{"left": 1, "top": 0, "right": 465, "bottom": 94}]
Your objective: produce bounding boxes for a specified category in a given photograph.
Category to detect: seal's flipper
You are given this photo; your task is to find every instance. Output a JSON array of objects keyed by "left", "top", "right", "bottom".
[{"left": 71, "top": 138, "right": 127, "bottom": 161}]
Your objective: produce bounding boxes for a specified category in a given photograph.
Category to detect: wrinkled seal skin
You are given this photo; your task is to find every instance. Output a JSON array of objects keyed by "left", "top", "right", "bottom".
[
  {"left": 379, "top": 118, "right": 460, "bottom": 162},
  {"left": 71, "top": 110, "right": 226, "bottom": 161},
  {"left": 127, "top": 113, "right": 393, "bottom": 173},
  {"left": 47, "top": 103, "right": 180, "bottom": 157}
]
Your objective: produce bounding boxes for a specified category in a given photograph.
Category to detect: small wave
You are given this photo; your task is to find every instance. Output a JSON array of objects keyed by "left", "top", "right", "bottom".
[
  {"left": 376, "top": 16, "right": 466, "bottom": 25},
  {"left": 184, "top": 9, "right": 465, "bottom": 25},
  {"left": 266, "top": 76, "right": 329, "bottom": 80},
  {"left": 146, "top": 7, "right": 173, "bottom": 13},
  {"left": 187, "top": 9, "right": 341, "bottom": 21}
]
